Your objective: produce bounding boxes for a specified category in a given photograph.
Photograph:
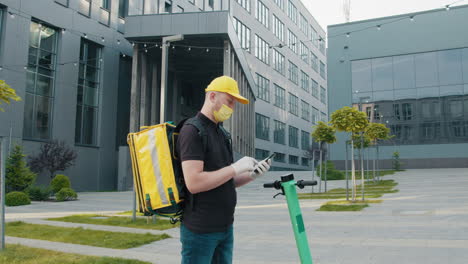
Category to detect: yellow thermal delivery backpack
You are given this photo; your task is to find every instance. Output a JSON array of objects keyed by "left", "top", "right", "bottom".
[{"left": 127, "top": 122, "right": 185, "bottom": 223}]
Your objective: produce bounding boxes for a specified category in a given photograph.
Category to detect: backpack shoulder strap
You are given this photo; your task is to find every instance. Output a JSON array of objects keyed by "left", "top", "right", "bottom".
[{"left": 184, "top": 117, "right": 208, "bottom": 154}]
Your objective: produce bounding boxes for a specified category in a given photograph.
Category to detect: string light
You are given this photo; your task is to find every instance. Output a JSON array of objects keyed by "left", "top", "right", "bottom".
[
  {"left": 61, "top": 29, "right": 66, "bottom": 34},
  {"left": 377, "top": 25, "right": 381, "bottom": 30},
  {"left": 83, "top": 33, "right": 87, "bottom": 38},
  {"left": 206, "top": 48, "right": 210, "bottom": 52},
  {"left": 117, "top": 39, "right": 121, "bottom": 45},
  {"left": 346, "top": 32, "right": 350, "bottom": 38},
  {"left": 132, "top": 42, "right": 135, "bottom": 47},
  {"left": 410, "top": 16, "right": 415, "bottom": 22},
  {"left": 445, "top": 5, "right": 450, "bottom": 11},
  {"left": 8, "top": 12, "right": 14, "bottom": 19},
  {"left": 101, "top": 37, "right": 105, "bottom": 42},
  {"left": 188, "top": 47, "right": 191, "bottom": 51}
]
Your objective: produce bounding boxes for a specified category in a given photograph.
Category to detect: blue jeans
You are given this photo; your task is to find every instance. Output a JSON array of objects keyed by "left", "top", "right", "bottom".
[{"left": 180, "top": 224, "right": 233, "bottom": 264}]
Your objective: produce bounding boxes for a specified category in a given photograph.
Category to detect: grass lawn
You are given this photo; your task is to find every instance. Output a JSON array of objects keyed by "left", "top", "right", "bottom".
[
  {"left": 48, "top": 214, "right": 178, "bottom": 230},
  {"left": 0, "top": 244, "right": 151, "bottom": 264},
  {"left": 6, "top": 221, "right": 170, "bottom": 249},
  {"left": 299, "top": 179, "right": 398, "bottom": 200},
  {"left": 316, "top": 200, "right": 382, "bottom": 212}
]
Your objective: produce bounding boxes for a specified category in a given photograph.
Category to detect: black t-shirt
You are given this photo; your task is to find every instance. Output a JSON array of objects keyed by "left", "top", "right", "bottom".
[{"left": 176, "top": 112, "right": 236, "bottom": 233}]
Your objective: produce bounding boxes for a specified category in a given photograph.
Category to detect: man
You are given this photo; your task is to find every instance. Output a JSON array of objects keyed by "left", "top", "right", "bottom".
[{"left": 176, "top": 76, "right": 271, "bottom": 264}]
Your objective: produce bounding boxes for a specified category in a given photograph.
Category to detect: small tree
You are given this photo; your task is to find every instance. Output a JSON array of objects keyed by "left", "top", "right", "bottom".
[
  {"left": 6, "top": 145, "right": 36, "bottom": 193},
  {"left": 365, "top": 123, "right": 391, "bottom": 182},
  {"left": 392, "top": 151, "right": 402, "bottom": 171},
  {"left": 28, "top": 140, "right": 78, "bottom": 179},
  {"left": 0, "top": 80, "right": 21, "bottom": 111},
  {"left": 330, "top": 106, "right": 368, "bottom": 201},
  {"left": 311, "top": 121, "right": 336, "bottom": 192}
]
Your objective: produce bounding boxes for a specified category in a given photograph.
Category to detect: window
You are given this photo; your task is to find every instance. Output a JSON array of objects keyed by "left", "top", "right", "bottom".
[
  {"left": 289, "top": 126, "right": 299, "bottom": 148},
  {"left": 300, "top": 71, "right": 309, "bottom": 92},
  {"left": 301, "top": 130, "right": 310, "bottom": 150},
  {"left": 254, "top": 35, "right": 270, "bottom": 64},
  {"left": 99, "top": 0, "right": 110, "bottom": 9},
  {"left": 165, "top": 0, "right": 172, "bottom": 14},
  {"left": 287, "top": 30, "right": 297, "bottom": 53},
  {"left": 23, "top": 21, "right": 58, "bottom": 140},
  {"left": 301, "top": 157, "right": 309, "bottom": 166},
  {"left": 289, "top": 155, "right": 299, "bottom": 164},
  {"left": 311, "top": 52, "right": 318, "bottom": 72},
  {"left": 274, "top": 84, "right": 286, "bottom": 109},
  {"left": 300, "top": 42, "right": 309, "bottom": 64},
  {"left": 301, "top": 100, "right": 310, "bottom": 121},
  {"left": 79, "top": 0, "right": 91, "bottom": 16},
  {"left": 75, "top": 40, "right": 102, "bottom": 145},
  {"left": 288, "top": 61, "right": 298, "bottom": 84},
  {"left": 289, "top": 93, "right": 298, "bottom": 116},
  {"left": 402, "top": 103, "right": 413, "bottom": 120},
  {"left": 118, "top": 0, "right": 127, "bottom": 17},
  {"left": 256, "top": 0, "right": 269, "bottom": 28},
  {"left": 274, "top": 0, "right": 284, "bottom": 10},
  {"left": 256, "top": 113, "right": 270, "bottom": 140},
  {"left": 274, "top": 120, "right": 286, "bottom": 144},
  {"left": 256, "top": 73, "right": 270, "bottom": 102},
  {"left": 274, "top": 152, "right": 286, "bottom": 162},
  {"left": 449, "top": 100, "right": 463, "bottom": 118},
  {"left": 311, "top": 26, "right": 318, "bottom": 47},
  {"left": 320, "top": 86, "right": 326, "bottom": 104},
  {"left": 319, "top": 38, "right": 325, "bottom": 54},
  {"left": 300, "top": 14, "right": 308, "bottom": 36},
  {"left": 255, "top": 148, "right": 270, "bottom": 160},
  {"left": 321, "top": 112, "right": 327, "bottom": 122},
  {"left": 273, "top": 15, "right": 284, "bottom": 42},
  {"left": 128, "top": 0, "right": 143, "bottom": 15},
  {"left": 312, "top": 107, "right": 319, "bottom": 124},
  {"left": 236, "top": 0, "right": 250, "bottom": 12},
  {"left": 373, "top": 105, "right": 380, "bottom": 120},
  {"left": 366, "top": 106, "right": 372, "bottom": 120},
  {"left": 273, "top": 49, "right": 285, "bottom": 75},
  {"left": 311, "top": 79, "right": 319, "bottom": 99},
  {"left": 393, "top": 104, "right": 400, "bottom": 120},
  {"left": 287, "top": 0, "right": 297, "bottom": 24},
  {"left": 320, "top": 61, "right": 326, "bottom": 79},
  {"left": 233, "top": 18, "right": 251, "bottom": 52}
]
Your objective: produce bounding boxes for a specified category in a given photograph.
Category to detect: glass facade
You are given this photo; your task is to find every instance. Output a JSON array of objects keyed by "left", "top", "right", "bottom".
[
  {"left": 75, "top": 39, "right": 102, "bottom": 146},
  {"left": 234, "top": 18, "right": 251, "bottom": 52},
  {"left": 23, "top": 21, "right": 58, "bottom": 140},
  {"left": 352, "top": 47, "right": 468, "bottom": 145},
  {"left": 255, "top": 113, "right": 270, "bottom": 140}
]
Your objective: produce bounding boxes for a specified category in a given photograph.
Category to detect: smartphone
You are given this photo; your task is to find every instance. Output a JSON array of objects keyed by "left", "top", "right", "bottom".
[{"left": 254, "top": 153, "right": 275, "bottom": 173}]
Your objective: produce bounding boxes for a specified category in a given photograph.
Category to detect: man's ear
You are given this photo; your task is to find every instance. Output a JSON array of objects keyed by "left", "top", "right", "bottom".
[{"left": 209, "top": 91, "right": 217, "bottom": 103}]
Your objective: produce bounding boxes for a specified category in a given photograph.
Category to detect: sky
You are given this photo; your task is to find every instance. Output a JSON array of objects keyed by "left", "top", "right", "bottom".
[{"left": 303, "top": 0, "right": 468, "bottom": 31}]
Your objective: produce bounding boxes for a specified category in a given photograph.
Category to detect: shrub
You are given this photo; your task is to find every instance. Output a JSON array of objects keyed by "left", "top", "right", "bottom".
[
  {"left": 51, "top": 174, "right": 71, "bottom": 194},
  {"left": 392, "top": 151, "right": 403, "bottom": 171},
  {"left": 6, "top": 191, "right": 31, "bottom": 206},
  {"left": 27, "top": 140, "right": 77, "bottom": 178},
  {"left": 316, "top": 161, "right": 345, "bottom": 180},
  {"left": 27, "top": 185, "right": 51, "bottom": 201},
  {"left": 56, "top": 188, "right": 78, "bottom": 202},
  {"left": 6, "top": 145, "right": 36, "bottom": 193}
]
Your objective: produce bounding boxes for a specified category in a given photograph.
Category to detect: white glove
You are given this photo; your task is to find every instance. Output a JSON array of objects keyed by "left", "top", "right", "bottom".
[
  {"left": 231, "top": 156, "right": 258, "bottom": 176},
  {"left": 250, "top": 158, "right": 272, "bottom": 180}
]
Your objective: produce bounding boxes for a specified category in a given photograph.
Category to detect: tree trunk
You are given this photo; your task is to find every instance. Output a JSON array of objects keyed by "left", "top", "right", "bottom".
[
  {"left": 351, "top": 139, "right": 356, "bottom": 201},
  {"left": 345, "top": 141, "right": 349, "bottom": 201}
]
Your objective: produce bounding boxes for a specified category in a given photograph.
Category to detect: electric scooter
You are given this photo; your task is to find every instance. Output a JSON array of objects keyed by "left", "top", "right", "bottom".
[{"left": 264, "top": 174, "right": 317, "bottom": 264}]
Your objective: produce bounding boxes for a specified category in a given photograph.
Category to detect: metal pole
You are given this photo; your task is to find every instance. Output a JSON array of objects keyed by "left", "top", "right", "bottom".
[
  {"left": 0, "top": 137, "right": 6, "bottom": 250},
  {"left": 345, "top": 140, "right": 349, "bottom": 201},
  {"left": 311, "top": 150, "right": 315, "bottom": 193},
  {"left": 160, "top": 35, "right": 184, "bottom": 124},
  {"left": 324, "top": 143, "right": 328, "bottom": 192},
  {"left": 361, "top": 133, "right": 365, "bottom": 201}
]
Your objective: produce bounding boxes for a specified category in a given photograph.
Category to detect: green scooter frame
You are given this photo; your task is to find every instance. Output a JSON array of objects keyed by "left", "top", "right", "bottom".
[{"left": 264, "top": 174, "right": 317, "bottom": 264}]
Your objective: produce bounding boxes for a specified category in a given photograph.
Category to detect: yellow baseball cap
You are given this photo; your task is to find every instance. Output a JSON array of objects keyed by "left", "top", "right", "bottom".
[{"left": 205, "top": 76, "right": 249, "bottom": 104}]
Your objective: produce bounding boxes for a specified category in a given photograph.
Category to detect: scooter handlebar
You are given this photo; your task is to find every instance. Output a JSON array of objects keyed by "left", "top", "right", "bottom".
[{"left": 296, "top": 180, "right": 318, "bottom": 189}]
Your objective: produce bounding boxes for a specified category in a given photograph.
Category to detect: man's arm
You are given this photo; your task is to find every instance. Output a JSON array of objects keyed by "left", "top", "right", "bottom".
[{"left": 181, "top": 160, "right": 236, "bottom": 194}]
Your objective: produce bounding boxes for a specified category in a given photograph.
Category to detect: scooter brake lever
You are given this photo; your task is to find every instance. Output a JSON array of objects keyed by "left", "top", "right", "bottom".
[{"left": 273, "top": 192, "right": 283, "bottom": 198}]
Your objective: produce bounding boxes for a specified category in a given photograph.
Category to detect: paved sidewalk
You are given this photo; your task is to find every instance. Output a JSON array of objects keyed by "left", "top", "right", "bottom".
[{"left": 5, "top": 168, "right": 468, "bottom": 264}]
